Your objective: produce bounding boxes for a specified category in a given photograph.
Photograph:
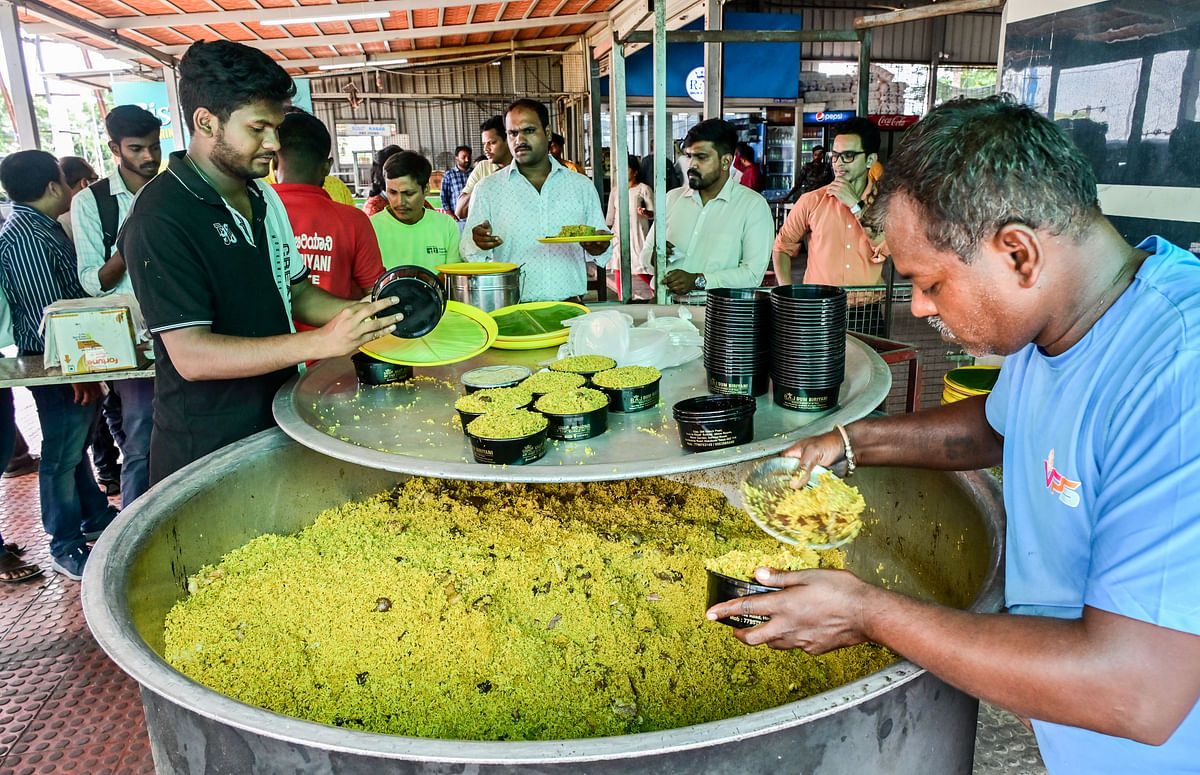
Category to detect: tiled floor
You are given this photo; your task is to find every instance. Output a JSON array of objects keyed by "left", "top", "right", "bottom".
[
  {"left": 0, "top": 462, "right": 155, "bottom": 774},
  {"left": 0, "top": 382, "right": 1044, "bottom": 775}
]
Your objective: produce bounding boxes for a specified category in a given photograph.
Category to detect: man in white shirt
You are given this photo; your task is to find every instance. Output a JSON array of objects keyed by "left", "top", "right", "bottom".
[
  {"left": 639, "top": 119, "right": 774, "bottom": 298},
  {"left": 462, "top": 98, "right": 610, "bottom": 302},
  {"left": 453, "top": 116, "right": 512, "bottom": 220},
  {"left": 70, "top": 105, "right": 163, "bottom": 507}
]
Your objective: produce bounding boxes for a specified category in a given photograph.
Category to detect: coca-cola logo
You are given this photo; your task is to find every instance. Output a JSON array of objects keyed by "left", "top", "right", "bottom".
[{"left": 870, "top": 114, "right": 919, "bottom": 129}]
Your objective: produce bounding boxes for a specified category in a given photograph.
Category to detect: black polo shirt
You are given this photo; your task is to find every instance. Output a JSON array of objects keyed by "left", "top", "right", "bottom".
[{"left": 121, "top": 150, "right": 308, "bottom": 482}]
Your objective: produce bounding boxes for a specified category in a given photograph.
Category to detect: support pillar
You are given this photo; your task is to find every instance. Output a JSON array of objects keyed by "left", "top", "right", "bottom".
[
  {"left": 588, "top": 46, "right": 604, "bottom": 202},
  {"left": 653, "top": 0, "right": 668, "bottom": 304},
  {"left": 611, "top": 39, "right": 632, "bottom": 302},
  {"left": 0, "top": 1, "right": 39, "bottom": 149},
  {"left": 857, "top": 29, "right": 872, "bottom": 118},
  {"left": 704, "top": 0, "right": 723, "bottom": 121},
  {"left": 162, "top": 64, "right": 188, "bottom": 152}
]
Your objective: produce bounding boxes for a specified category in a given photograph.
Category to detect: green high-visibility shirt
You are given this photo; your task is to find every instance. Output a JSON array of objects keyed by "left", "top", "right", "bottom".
[{"left": 370, "top": 207, "right": 461, "bottom": 272}]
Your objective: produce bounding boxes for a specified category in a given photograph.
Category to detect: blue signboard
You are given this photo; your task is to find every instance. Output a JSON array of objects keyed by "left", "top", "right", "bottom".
[
  {"left": 292, "top": 79, "right": 313, "bottom": 114},
  {"left": 111, "top": 81, "right": 183, "bottom": 154},
  {"left": 607, "top": 12, "right": 803, "bottom": 100},
  {"left": 112, "top": 77, "right": 313, "bottom": 156},
  {"left": 803, "top": 111, "right": 855, "bottom": 124}
]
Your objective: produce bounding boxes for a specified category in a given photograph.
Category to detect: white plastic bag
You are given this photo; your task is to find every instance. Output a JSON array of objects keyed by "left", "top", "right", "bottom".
[{"left": 554, "top": 308, "right": 700, "bottom": 368}]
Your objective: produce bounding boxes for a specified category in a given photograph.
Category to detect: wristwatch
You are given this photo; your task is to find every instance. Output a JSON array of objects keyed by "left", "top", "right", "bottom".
[
  {"left": 694, "top": 274, "right": 707, "bottom": 290},
  {"left": 849, "top": 199, "right": 866, "bottom": 215}
]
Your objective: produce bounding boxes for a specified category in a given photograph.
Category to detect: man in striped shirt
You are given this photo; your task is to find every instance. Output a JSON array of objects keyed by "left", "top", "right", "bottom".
[{"left": 0, "top": 150, "right": 117, "bottom": 581}]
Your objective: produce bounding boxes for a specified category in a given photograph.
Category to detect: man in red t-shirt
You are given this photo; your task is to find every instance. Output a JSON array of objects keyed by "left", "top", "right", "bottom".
[
  {"left": 273, "top": 111, "right": 384, "bottom": 330},
  {"left": 733, "top": 142, "right": 764, "bottom": 193}
]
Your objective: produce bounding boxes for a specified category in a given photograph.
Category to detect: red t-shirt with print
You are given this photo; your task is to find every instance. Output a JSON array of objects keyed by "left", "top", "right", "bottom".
[{"left": 273, "top": 183, "right": 385, "bottom": 330}]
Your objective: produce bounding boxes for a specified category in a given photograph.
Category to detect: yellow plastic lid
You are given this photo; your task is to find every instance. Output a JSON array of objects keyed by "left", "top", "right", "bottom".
[
  {"left": 436, "top": 262, "right": 519, "bottom": 275},
  {"left": 359, "top": 300, "right": 498, "bottom": 366}
]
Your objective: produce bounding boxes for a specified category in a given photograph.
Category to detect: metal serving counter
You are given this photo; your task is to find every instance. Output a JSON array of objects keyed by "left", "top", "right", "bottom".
[{"left": 273, "top": 305, "right": 892, "bottom": 481}]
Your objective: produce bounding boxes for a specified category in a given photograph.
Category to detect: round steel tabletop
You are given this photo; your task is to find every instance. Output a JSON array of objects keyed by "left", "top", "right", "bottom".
[{"left": 273, "top": 304, "right": 892, "bottom": 482}]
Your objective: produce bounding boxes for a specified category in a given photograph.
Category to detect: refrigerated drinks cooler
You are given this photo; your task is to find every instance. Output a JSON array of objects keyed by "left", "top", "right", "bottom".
[
  {"left": 764, "top": 124, "right": 797, "bottom": 197},
  {"left": 726, "top": 112, "right": 801, "bottom": 200}
]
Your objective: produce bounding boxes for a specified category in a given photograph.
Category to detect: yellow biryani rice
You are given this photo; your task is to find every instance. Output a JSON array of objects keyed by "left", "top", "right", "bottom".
[{"left": 164, "top": 477, "right": 895, "bottom": 741}]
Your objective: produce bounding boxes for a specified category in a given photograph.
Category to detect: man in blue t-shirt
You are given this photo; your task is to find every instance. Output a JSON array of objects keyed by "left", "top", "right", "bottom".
[{"left": 706, "top": 95, "right": 1200, "bottom": 774}]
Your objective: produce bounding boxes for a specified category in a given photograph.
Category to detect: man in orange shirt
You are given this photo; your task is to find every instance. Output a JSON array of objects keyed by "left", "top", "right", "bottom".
[{"left": 771, "top": 117, "right": 888, "bottom": 333}]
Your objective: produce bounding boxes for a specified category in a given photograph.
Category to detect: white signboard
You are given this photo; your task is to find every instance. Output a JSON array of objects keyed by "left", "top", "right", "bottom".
[
  {"left": 340, "top": 123, "right": 398, "bottom": 137},
  {"left": 685, "top": 67, "right": 706, "bottom": 104}
]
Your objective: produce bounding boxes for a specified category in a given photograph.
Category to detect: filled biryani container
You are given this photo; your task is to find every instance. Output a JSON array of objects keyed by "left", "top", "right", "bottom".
[
  {"left": 706, "top": 467, "right": 867, "bottom": 627},
  {"left": 464, "top": 409, "right": 548, "bottom": 465},
  {"left": 534, "top": 388, "right": 609, "bottom": 441},
  {"left": 461, "top": 364, "right": 534, "bottom": 393},
  {"left": 520, "top": 369, "right": 587, "bottom": 402},
  {"left": 454, "top": 386, "right": 533, "bottom": 432},
  {"left": 547, "top": 354, "right": 617, "bottom": 386},
  {"left": 591, "top": 366, "right": 662, "bottom": 413}
]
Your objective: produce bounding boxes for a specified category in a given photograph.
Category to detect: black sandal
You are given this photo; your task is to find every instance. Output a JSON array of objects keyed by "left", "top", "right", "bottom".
[
  {"left": 0, "top": 549, "right": 43, "bottom": 583},
  {"left": 3, "top": 542, "right": 25, "bottom": 556}
]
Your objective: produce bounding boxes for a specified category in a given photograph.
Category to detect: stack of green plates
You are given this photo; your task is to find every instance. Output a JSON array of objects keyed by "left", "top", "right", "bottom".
[{"left": 489, "top": 301, "right": 588, "bottom": 351}]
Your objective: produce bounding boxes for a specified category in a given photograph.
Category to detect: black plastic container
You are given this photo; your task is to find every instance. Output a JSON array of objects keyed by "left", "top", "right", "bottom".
[
  {"left": 466, "top": 427, "right": 548, "bottom": 465},
  {"left": 769, "top": 284, "right": 847, "bottom": 413},
  {"left": 548, "top": 356, "right": 617, "bottom": 386},
  {"left": 706, "top": 369, "right": 769, "bottom": 397},
  {"left": 596, "top": 377, "right": 661, "bottom": 413},
  {"left": 461, "top": 364, "right": 533, "bottom": 393},
  {"left": 771, "top": 381, "right": 840, "bottom": 412},
  {"left": 539, "top": 404, "right": 608, "bottom": 441},
  {"left": 704, "top": 288, "right": 772, "bottom": 393},
  {"left": 351, "top": 351, "right": 413, "bottom": 386},
  {"left": 372, "top": 265, "right": 446, "bottom": 339},
  {"left": 673, "top": 394, "right": 756, "bottom": 450},
  {"left": 456, "top": 398, "right": 533, "bottom": 435},
  {"left": 706, "top": 569, "right": 781, "bottom": 628}
]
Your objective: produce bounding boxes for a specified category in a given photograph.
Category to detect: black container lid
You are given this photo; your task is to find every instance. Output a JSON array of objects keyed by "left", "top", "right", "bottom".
[{"left": 372, "top": 265, "right": 446, "bottom": 339}]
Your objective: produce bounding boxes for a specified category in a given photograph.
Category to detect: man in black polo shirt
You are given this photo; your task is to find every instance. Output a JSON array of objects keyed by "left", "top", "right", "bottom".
[{"left": 121, "top": 40, "right": 401, "bottom": 484}]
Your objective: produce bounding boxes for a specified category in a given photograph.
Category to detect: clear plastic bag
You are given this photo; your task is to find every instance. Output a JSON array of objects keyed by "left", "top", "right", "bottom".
[{"left": 555, "top": 309, "right": 700, "bottom": 368}]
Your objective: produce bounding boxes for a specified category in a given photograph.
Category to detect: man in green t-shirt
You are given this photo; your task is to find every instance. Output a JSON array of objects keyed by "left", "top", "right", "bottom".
[{"left": 370, "top": 151, "right": 460, "bottom": 271}]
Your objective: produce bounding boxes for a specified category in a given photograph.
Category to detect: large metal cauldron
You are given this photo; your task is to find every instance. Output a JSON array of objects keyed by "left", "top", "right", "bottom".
[{"left": 83, "top": 430, "right": 1004, "bottom": 775}]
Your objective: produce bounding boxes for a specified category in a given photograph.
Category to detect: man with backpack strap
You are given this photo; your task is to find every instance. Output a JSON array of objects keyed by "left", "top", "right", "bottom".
[{"left": 71, "top": 104, "right": 162, "bottom": 507}]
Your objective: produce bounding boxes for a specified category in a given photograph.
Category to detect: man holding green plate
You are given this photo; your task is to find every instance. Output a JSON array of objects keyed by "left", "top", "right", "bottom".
[{"left": 462, "top": 98, "right": 610, "bottom": 303}]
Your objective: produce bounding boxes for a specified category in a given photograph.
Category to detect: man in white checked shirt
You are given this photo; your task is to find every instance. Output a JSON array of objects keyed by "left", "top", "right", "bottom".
[{"left": 462, "top": 98, "right": 610, "bottom": 302}]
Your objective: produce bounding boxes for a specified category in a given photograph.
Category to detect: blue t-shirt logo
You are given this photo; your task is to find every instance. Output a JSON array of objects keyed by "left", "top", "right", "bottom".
[{"left": 1044, "top": 448, "right": 1081, "bottom": 508}]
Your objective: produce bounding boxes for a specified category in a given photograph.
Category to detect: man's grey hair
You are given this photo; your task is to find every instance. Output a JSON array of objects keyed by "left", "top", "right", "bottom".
[{"left": 870, "top": 94, "right": 1100, "bottom": 262}]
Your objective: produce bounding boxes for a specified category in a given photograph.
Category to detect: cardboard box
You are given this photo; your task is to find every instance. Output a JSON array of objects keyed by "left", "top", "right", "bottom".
[{"left": 45, "top": 306, "right": 138, "bottom": 374}]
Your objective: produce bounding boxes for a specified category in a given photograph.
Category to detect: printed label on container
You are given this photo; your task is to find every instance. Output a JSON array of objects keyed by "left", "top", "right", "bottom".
[{"left": 708, "top": 376, "right": 753, "bottom": 395}]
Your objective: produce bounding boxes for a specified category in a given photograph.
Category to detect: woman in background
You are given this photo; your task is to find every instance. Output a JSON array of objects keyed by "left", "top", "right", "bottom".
[{"left": 606, "top": 155, "right": 654, "bottom": 301}]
